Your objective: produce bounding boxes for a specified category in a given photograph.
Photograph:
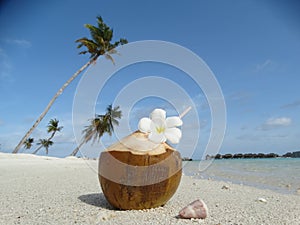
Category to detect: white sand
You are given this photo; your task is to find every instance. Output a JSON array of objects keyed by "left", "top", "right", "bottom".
[{"left": 0, "top": 152, "right": 299, "bottom": 225}]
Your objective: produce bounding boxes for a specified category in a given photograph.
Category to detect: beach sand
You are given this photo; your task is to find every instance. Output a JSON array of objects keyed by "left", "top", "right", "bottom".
[{"left": 0, "top": 152, "right": 299, "bottom": 225}]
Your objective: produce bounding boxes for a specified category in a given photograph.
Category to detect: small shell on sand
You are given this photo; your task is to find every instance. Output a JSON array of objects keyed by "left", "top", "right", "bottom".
[
  {"left": 222, "top": 185, "right": 230, "bottom": 190},
  {"left": 178, "top": 199, "right": 208, "bottom": 219},
  {"left": 257, "top": 197, "right": 267, "bottom": 203}
]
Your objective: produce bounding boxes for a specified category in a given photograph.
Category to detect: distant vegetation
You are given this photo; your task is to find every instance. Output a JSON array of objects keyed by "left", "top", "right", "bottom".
[
  {"left": 207, "top": 151, "right": 300, "bottom": 159},
  {"left": 22, "top": 118, "right": 63, "bottom": 155},
  {"left": 182, "top": 157, "right": 193, "bottom": 161},
  {"left": 282, "top": 151, "right": 300, "bottom": 158}
]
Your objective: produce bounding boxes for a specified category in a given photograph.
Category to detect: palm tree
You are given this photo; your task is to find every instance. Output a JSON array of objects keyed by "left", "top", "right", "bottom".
[
  {"left": 34, "top": 139, "right": 53, "bottom": 155},
  {"left": 70, "top": 104, "right": 121, "bottom": 156},
  {"left": 47, "top": 118, "right": 63, "bottom": 140},
  {"left": 23, "top": 138, "right": 34, "bottom": 150},
  {"left": 13, "top": 16, "right": 128, "bottom": 153},
  {"left": 32, "top": 118, "right": 63, "bottom": 155}
]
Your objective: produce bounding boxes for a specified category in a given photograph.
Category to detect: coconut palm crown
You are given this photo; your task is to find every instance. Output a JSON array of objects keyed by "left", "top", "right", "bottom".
[
  {"left": 84, "top": 104, "right": 122, "bottom": 144},
  {"left": 36, "top": 139, "right": 53, "bottom": 155},
  {"left": 23, "top": 138, "right": 34, "bottom": 150},
  {"left": 70, "top": 104, "right": 122, "bottom": 156},
  {"left": 47, "top": 118, "right": 63, "bottom": 139},
  {"left": 76, "top": 16, "right": 128, "bottom": 63}
]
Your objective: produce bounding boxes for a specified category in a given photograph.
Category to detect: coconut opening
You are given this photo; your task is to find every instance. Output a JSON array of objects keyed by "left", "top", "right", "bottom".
[{"left": 105, "top": 131, "right": 175, "bottom": 155}]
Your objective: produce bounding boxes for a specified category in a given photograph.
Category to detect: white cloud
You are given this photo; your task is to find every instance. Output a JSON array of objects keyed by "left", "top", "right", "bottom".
[
  {"left": 258, "top": 117, "right": 292, "bottom": 130},
  {"left": 4, "top": 39, "right": 32, "bottom": 48},
  {"left": 265, "top": 117, "right": 291, "bottom": 126}
]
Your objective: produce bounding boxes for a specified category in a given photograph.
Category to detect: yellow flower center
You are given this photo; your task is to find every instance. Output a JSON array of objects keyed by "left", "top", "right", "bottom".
[{"left": 156, "top": 126, "right": 165, "bottom": 134}]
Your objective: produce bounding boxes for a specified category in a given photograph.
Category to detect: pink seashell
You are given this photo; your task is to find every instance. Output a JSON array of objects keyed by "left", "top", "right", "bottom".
[{"left": 178, "top": 199, "right": 208, "bottom": 219}]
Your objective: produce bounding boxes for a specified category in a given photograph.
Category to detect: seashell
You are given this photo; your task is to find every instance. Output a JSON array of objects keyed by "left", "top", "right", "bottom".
[
  {"left": 178, "top": 199, "right": 208, "bottom": 219},
  {"left": 257, "top": 197, "right": 267, "bottom": 203},
  {"left": 221, "top": 185, "right": 230, "bottom": 190}
]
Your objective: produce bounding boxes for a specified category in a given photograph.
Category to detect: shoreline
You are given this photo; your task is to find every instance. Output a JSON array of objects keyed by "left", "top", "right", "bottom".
[
  {"left": 183, "top": 158, "right": 300, "bottom": 196},
  {"left": 1, "top": 152, "right": 300, "bottom": 224},
  {"left": 191, "top": 172, "right": 299, "bottom": 196}
]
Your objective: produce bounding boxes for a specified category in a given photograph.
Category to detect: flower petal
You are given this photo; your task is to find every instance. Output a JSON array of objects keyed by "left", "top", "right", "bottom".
[
  {"left": 151, "top": 117, "right": 166, "bottom": 130},
  {"left": 138, "top": 118, "right": 152, "bottom": 133},
  {"left": 150, "top": 108, "right": 166, "bottom": 120},
  {"left": 148, "top": 132, "right": 166, "bottom": 143},
  {"left": 166, "top": 116, "right": 183, "bottom": 128},
  {"left": 164, "top": 127, "right": 182, "bottom": 144}
]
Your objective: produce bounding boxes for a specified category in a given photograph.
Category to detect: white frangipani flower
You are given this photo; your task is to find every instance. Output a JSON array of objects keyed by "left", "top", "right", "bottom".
[{"left": 138, "top": 109, "right": 183, "bottom": 144}]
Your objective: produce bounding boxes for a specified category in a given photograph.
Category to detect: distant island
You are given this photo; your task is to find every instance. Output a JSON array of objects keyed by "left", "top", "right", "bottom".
[
  {"left": 206, "top": 151, "right": 300, "bottom": 160},
  {"left": 181, "top": 157, "right": 193, "bottom": 161}
]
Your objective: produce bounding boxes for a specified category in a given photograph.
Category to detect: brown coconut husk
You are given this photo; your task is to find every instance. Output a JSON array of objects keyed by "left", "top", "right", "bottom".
[{"left": 98, "top": 131, "right": 182, "bottom": 210}]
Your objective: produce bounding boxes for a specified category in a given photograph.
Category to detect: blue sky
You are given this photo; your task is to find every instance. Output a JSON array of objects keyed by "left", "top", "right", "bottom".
[{"left": 0, "top": 0, "right": 299, "bottom": 158}]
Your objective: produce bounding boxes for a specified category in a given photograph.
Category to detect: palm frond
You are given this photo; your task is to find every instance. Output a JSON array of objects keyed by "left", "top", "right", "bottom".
[
  {"left": 76, "top": 16, "right": 128, "bottom": 60},
  {"left": 108, "top": 49, "right": 118, "bottom": 55},
  {"left": 75, "top": 38, "right": 99, "bottom": 55},
  {"left": 105, "top": 54, "right": 115, "bottom": 65},
  {"left": 24, "top": 137, "right": 34, "bottom": 149},
  {"left": 47, "top": 118, "right": 63, "bottom": 134},
  {"left": 80, "top": 104, "right": 122, "bottom": 145}
]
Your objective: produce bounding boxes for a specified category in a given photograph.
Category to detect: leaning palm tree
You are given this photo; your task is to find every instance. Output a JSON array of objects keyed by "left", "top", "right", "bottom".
[
  {"left": 13, "top": 16, "right": 128, "bottom": 153},
  {"left": 23, "top": 138, "right": 34, "bottom": 150},
  {"left": 34, "top": 139, "right": 53, "bottom": 155},
  {"left": 70, "top": 104, "right": 121, "bottom": 156}
]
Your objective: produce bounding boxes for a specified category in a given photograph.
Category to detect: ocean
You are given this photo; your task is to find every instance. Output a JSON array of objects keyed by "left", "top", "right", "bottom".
[{"left": 182, "top": 158, "right": 300, "bottom": 195}]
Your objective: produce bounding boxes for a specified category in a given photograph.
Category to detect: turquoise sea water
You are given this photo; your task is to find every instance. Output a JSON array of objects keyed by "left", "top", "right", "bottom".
[{"left": 182, "top": 158, "right": 300, "bottom": 195}]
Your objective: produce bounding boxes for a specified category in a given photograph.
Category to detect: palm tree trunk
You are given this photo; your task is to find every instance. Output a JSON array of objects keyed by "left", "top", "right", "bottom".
[
  {"left": 32, "top": 145, "right": 43, "bottom": 154},
  {"left": 70, "top": 140, "right": 86, "bottom": 156},
  {"left": 48, "top": 131, "right": 56, "bottom": 141},
  {"left": 70, "top": 132, "right": 94, "bottom": 156},
  {"left": 13, "top": 58, "right": 96, "bottom": 154}
]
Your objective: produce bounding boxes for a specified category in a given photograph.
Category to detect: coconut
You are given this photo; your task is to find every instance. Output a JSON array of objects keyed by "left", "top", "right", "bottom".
[{"left": 98, "top": 131, "right": 182, "bottom": 210}]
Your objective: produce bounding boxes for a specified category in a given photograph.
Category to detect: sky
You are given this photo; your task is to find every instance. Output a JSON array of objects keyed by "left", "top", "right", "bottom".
[{"left": 0, "top": 0, "right": 300, "bottom": 159}]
